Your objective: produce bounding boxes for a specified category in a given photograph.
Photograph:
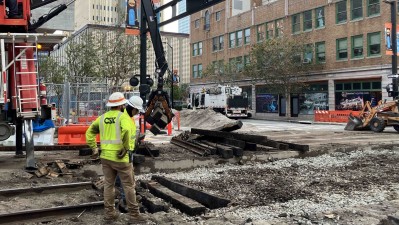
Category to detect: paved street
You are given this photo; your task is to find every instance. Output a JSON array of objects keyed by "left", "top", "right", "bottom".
[{"left": 242, "top": 119, "right": 345, "bottom": 131}]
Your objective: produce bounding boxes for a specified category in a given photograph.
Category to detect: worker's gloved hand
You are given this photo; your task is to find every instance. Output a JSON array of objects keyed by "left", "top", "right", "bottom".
[
  {"left": 91, "top": 147, "right": 99, "bottom": 159},
  {"left": 117, "top": 148, "right": 128, "bottom": 159}
]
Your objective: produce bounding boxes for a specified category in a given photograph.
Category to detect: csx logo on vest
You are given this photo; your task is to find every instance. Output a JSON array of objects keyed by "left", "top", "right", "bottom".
[{"left": 104, "top": 117, "right": 117, "bottom": 124}]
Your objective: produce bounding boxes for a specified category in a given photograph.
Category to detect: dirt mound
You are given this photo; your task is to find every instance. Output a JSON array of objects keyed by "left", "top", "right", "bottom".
[{"left": 178, "top": 108, "right": 236, "bottom": 130}]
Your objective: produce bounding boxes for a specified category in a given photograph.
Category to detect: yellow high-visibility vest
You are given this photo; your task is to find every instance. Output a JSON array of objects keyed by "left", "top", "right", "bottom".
[{"left": 86, "top": 110, "right": 134, "bottom": 163}]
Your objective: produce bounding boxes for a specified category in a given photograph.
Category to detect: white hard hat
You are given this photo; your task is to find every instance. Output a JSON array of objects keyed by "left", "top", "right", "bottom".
[
  {"left": 127, "top": 96, "right": 144, "bottom": 112},
  {"left": 106, "top": 92, "right": 127, "bottom": 107}
]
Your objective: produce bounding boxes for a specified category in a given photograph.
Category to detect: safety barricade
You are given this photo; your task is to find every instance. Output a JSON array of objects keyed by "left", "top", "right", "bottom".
[
  {"left": 329, "top": 110, "right": 353, "bottom": 123},
  {"left": 314, "top": 110, "right": 362, "bottom": 123},
  {"left": 78, "top": 116, "right": 98, "bottom": 124},
  {"left": 58, "top": 125, "right": 99, "bottom": 145},
  {"left": 314, "top": 110, "right": 330, "bottom": 122}
]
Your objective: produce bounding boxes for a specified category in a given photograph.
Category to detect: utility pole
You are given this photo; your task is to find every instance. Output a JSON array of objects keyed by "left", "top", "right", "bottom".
[{"left": 385, "top": 0, "right": 398, "bottom": 99}]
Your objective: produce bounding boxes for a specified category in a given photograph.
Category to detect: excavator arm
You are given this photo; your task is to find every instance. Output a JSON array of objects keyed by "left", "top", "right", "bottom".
[{"left": 140, "top": 0, "right": 174, "bottom": 135}]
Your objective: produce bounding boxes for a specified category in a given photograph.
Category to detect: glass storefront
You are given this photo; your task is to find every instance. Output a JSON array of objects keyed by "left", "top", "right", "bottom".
[
  {"left": 256, "top": 85, "right": 278, "bottom": 113},
  {"left": 299, "top": 83, "right": 329, "bottom": 115},
  {"left": 335, "top": 81, "right": 381, "bottom": 111},
  {"left": 240, "top": 86, "right": 252, "bottom": 109}
]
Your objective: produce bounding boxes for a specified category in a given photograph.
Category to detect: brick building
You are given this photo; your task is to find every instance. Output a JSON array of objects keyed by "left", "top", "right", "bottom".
[{"left": 189, "top": 0, "right": 396, "bottom": 119}]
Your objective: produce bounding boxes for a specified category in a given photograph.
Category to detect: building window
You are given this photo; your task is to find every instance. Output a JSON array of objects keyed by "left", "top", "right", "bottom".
[
  {"left": 304, "top": 44, "right": 313, "bottom": 63},
  {"left": 192, "top": 65, "right": 198, "bottom": 78},
  {"left": 198, "top": 42, "right": 203, "bottom": 55},
  {"left": 337, "top": 38, "right": 348, "bottom": 60},
  {"left": 292, "top": 14, "right": 300, "bottom": 34},
  {"left": 351, "top": 35, "right": 363, "bottom": 58},
  {"left": 244, "top": 55, "right": 250, "bottom": 66},
  {"left": 216, "top": 11, "right": 221, "bottom": 21},
  {"left": 229, "top": 32, "right": 236, "bottom": 48},
  {"left": 315, "top": 7, "right": 325, "bottom": 28},
  {"left": 198, "top": 64, "right": 203, "bottom": 78},
  {"left": 93, "top": 4, "right": 94, "bottom": 9},
  {"left": 257, "top": 24, "right": 265, "bottom": 42},
  {"left": 244, "top": 28, "right": 250, "bottom": 44},
  {"left": 229, "top": 58, "right": 236, "bottom": 67},
  {"left": 315, "top": 41, "right": 326, "bottom": 63},
  {"left": 266, "top": 22, "right": 274, "bottom": 39},
  {"left": 236, "top": 30, "right": 243, "bottom": 47},
  {"left": 93, "top": 16, "right": 95, "bottom": 20},
  {"left": 195, "top": 19, "right": 200, "bottom": 29},
  {"left": 212, "top": 37, "right": 218, "bottom": 51},
  {"left": 236, "top": 56, "right": 243, "bottom": 71},
  {"left": 204, "top": 10, "right": 210, "bottom": 30},
  {"left": 303, "top": 10, "right": 312, "bottom": 31},
  {"left": 275, "top": 19, "right": 283, "bottom": 37},
  {"left": 368, "top": 32, "right": 381, "bottom": 56},
  {"left": 219, "top": 36, "right": 224, "bottom": 50},
  {"left": 111, "top": 18, "right": 113, "bottom": 23},
  {"left": 368, "top": 0, "right": 380, "bottom": 16},
  {"left": 192, "top": 43, "right": 198, "bottom": 56},
  {"left": 336, "top": 0, "right": 347, "bottom": 23},
  {"left": 351, "top": 0, "right": 363, "bottom": 20}
]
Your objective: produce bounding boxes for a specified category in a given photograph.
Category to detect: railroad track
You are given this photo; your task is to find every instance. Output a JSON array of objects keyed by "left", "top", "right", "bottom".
[
  {"left": 0, "top": 145, "right": 90, "bottom": 152},
  {"left": 0, "top": 182, "right": 103, "bottom": 224}
]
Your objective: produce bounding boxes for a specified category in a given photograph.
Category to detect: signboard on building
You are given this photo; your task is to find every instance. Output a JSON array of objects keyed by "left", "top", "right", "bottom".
[{"left": 385, "top": 22, "right": 399, "bottom": 56}]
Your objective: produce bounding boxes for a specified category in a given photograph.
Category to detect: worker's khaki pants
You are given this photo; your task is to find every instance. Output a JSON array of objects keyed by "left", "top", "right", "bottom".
[{"left": 101, "top": 158, "right": 140, "bottom": 219}]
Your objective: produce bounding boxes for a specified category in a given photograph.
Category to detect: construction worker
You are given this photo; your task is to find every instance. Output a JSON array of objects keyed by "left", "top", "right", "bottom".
[
  {"left": 5, "top": 0, "right": 21, "bottom": 19},
  {"left": 115, "top": 95, "right": 144, "bottom": 212},
  {"left": 85, "top": 92, "right": 146, "bottom": 223}
]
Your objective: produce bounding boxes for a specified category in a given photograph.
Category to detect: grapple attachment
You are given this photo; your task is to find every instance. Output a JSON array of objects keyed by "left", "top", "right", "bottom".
[
  {"left": 344, "top": 113, "right": 363, "bottom": 131},
  {"left": 145, "top": 90, "right": 174, "bottom": 135}
]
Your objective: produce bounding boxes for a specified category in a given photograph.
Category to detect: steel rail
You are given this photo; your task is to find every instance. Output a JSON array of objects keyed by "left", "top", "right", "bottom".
[
  {"left": 0, "top": 201, "right": 104, "bottom": 224},
  {"left": 170, "top": 138, "right": 210, "bottom": 156},
  {"left": 0, "top": 145, "right": 90, "bottom": 151},
  {"left": 0, "top": 182, "right": 93, "bottom": 197}
]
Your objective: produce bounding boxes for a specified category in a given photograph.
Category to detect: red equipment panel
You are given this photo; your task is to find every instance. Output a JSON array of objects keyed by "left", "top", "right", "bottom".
[
  {"left": 0, "top": 0, "right": 30, "bottom": 30},
  {"left": 8, "top": 43, "right": 38, "bottom": 111}
]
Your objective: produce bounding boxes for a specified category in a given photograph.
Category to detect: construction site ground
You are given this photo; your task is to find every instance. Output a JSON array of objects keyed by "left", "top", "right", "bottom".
[{"left": 1, "top": 109, "right": 399, "bottom": 225}]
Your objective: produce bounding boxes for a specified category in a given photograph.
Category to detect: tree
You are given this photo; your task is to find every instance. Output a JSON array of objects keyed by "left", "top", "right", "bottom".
[
  {"left": 39, "top": 55, "right": 67, "bottom": 84},
  {"left": 202, "top": 59, "right": 244, "bottom": 85},
  {"left": 97, "top": 28, "right": 141, "bottom": 88},
  {"left": 65, "top": 32, "right": 101, "bottom": 84},
  {"left": 245, "top": 37, "right": 323, "bottom": 117}
]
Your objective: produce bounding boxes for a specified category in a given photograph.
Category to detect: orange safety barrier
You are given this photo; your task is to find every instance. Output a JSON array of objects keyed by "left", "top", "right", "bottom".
[
  {"left": 329, "top": 110, "right": 353, "bottom": 123},
  {"left": 58, "top": 125, "right": 99, "bottom": 145},
  {"left": 134, "top": 115, "right": 151, "bottom": 134},
  {"left": 78, "top": 116, "right": 98, "bottom": 123},
  {"left": 314, "top": 110, "right": 362, "bottom": 123},
  {"left": 175, "top": 111, "right": 181, "bottom": 131},
  {"left": 314, "top": 110, "right": 330, "bottom": 122},
  {"left": 167, "top": 122, "right": 172, "bottom": 136}
]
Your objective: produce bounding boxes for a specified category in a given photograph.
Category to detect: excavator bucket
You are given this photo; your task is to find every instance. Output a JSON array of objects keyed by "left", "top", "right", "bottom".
[{"left": 344, "top": 113, "right": 363, "bottom": 131}]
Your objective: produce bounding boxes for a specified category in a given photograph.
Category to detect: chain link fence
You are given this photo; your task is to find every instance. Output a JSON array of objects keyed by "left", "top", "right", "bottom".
[{"left": 46, "top": 82, "right": 139, "bottom": 126}]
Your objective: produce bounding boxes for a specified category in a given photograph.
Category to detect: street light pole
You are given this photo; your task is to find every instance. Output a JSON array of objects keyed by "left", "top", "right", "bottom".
[
  {"left": 385, "top": 0, "right": 398, "bottom": 98},
  {"left": 163, "top": 41, "right": 174, "bottom": 108}
]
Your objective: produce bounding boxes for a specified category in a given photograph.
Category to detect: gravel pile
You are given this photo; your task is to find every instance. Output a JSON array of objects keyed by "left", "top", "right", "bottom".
[
  {"left": 178, "top": 108, "right": 235, "bottom": 129},
  {"left": 137, "top": 148, "right": 399, "bottom": 224}
]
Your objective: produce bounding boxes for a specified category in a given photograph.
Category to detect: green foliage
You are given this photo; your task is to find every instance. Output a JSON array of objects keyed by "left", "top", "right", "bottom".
[
  {"left": 65, "top": 32, "right": 100, "bottom": 83},
  {"left": 39, "top": 56, "right": 67, "bottom": 84},
  {"left": 244, "top": 37, "right": 322, "bottom": 95},
  {"left": 202, "top": 60, "right": 243, "bottom": 84},
  {"left": 97, "top": 29, "right": 140, "bottom": 86}
]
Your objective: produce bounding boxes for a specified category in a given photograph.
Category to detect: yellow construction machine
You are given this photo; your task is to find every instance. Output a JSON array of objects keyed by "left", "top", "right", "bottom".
[{"left": 345, "top": 99, "right": 399, "bottom": 132}]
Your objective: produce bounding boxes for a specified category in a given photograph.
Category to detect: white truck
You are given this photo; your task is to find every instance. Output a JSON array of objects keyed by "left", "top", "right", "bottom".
[{"left": 188, "top": 85, "right": 250, "bottom": 118}]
